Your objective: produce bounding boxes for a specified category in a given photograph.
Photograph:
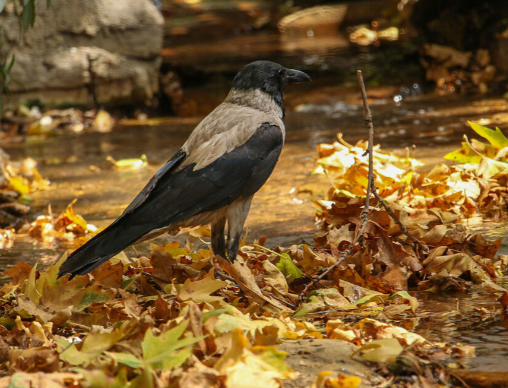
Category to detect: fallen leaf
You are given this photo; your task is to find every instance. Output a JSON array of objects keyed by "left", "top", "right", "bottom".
[{"left": 355, "top": 338, "right": 403, "bottom": 363}]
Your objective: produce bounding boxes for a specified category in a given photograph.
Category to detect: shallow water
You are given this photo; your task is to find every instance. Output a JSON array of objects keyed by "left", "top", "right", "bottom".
[{"left": 3, "top": 81, "right": 508, "bottom": 375}]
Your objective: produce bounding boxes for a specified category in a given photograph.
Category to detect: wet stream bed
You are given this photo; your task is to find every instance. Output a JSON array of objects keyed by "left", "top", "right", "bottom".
[{"left": 2, "top": 89, "right": 508, "bottom": 377}]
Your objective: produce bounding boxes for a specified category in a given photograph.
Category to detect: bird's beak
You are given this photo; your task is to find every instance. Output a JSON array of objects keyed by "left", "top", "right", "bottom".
[{"left": 284, "top": 68, "right": 311, "bottom": 85}]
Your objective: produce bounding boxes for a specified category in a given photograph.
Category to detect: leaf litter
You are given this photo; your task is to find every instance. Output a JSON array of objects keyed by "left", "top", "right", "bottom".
[{"left": 0, "top": 122, "right": 507, "bottom": 387}]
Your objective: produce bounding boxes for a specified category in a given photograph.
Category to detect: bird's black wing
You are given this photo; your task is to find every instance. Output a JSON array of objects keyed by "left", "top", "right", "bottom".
[
  {"left": 58, "top": 123, "right": 283, "bottom": 277},
  {"left": 121, "top": 149, "right": 187, "bottom": 215}
]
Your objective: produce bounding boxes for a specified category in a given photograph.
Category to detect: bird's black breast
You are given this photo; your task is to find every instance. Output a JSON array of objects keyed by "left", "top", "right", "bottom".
[{"left": 237, "top": 123, "right": 284, "bottom": 197}]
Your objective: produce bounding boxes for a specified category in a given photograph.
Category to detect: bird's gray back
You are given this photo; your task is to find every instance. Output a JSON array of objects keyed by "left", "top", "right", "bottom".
[{"left": 181, "top": 89, "right": 285, "bottom": 170}]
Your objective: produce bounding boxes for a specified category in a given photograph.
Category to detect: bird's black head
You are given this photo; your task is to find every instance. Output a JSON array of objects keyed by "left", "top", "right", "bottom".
[{"left": 231, "top": 61, "right": 311, "bottom": 110}]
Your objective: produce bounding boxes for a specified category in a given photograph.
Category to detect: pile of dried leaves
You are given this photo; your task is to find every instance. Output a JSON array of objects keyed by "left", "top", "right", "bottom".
[
  {"left": 0, "top": 236, "right": 483, "bottom": 388},
  {"left": 420, "top": 44, "right": 496, "bottom": 93},
  {"left": 2, "top": 121, "right": 507, "bottom": 387},
  {"left": 313, "top": 194, "right": 506, "bottom": 294},
  {"left": 316, "top": 121, "right": 508, "bottom": 214}
]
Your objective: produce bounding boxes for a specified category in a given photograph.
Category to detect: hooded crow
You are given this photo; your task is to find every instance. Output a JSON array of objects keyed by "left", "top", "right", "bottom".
[{"left": 58, "top": 60, "right": 311, "bottom": 278}]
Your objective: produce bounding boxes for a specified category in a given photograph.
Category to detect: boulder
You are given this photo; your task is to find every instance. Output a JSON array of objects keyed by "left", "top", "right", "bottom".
[{"left": 1, "top": 0, "right": 164, "bottom": 107}]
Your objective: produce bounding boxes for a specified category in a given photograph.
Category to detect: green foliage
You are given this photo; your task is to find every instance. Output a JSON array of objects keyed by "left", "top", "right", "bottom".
[
  {"left": 253, "top": 243, "right": 303, "bottom": 282},
  {"left": 276, "top": 253, "right": 303, "bottom": 282},
  {"left": 445, "top": 121, "right": 508, "bottom": 164},
  {"left": 21, "top": 0, "right": 36, "bottom": 32}
]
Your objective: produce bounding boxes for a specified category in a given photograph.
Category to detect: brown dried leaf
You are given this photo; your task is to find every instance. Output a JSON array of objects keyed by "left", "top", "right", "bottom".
[
  {"left": 9, "top": 347, "right": 59, "bottom": 373},
  {"left": 3, "top": 262, "right": 33, "bottom": 286}
]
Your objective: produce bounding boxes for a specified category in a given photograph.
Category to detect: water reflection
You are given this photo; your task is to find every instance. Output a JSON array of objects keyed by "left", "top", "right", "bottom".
[{"left": 415, "top": 289, "right": 508, "bottom": 372}]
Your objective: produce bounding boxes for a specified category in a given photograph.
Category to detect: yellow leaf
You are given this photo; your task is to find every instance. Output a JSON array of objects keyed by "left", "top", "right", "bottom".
[
  {"left": 64, "top": 202, "right": 88, "bottom": 231},
  {"left": 355, "top": 338, "right": 403, "bottom": 363},
  {"left": 23, "top": 263, "right": 41, "bottom": 304},
  {"left": 468, "top": 121, "right": 508, "bottom": 149},
  {"left": 106, "top": 154, "right": 147, "bottom": 170},
  {"left": 477, "top": 157, "right": 508, "bottom": 179},
  {"left": 6, "top": 175, "right": 31, "bottom": 195},
  {"left": 36, "top": 253, "right": 68, "bottom": 297},
  {"left": 57, "top": 328, "right": 125, "bottom": 366},
  {"left": 311, "top": 371, "right": 362, "bottom": 388},
  {"left": 179, "top": 276, "right": 227, "bottom": 303},
  {"left": 215, "top": 329, "right": 296, "bottom": 387}
]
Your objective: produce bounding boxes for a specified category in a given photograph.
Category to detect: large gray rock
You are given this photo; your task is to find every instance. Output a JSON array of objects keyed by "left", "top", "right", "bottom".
[{"left": 1, "top": 0, "right": 164, "bottom": 107}]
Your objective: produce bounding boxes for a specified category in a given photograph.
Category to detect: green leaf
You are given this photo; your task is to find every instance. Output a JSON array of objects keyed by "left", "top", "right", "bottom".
[
  {"left": 390, "top": 291, "right": 418, "bottom": 313},
  {"left": 293, "top": 295, "right": 325, "bottom": 317},
  {"left": 57, "top": 328, "right": 125, "bottom": 366},
  {"left": 106, "top": 352, "right": 143, "bottom": 368},
  {"left": 276, "top": 253, "right": 303, "bottom": 282},
  {"left": 351, "top": 292, "right": 386, "bottom": 306},
  {"left": 202, "top": 308, "right": 227, "bottom": 322},
  {"left": 444, "top": 144, "right": 482, "bottom": 164},
  {"left": 21, "top": 0, "right": 35, "bottom": 32},
  {"left": 469, "top": 121, "right": 508, "bottom": 149},
  {"left": 129, "top": 367, "right": 154, "bottom": 388},
  {"left": 252, "top": 346, "right": 293, "bottom": 373},
  {"left": 0, "top": 0, "right": 7, "bottom": 14},
  {"left": 7, "top": 54, "right": 15, "bottom": 73},
  {"left": 10, "top": 77, "right": 26, "bottom": 90},
  {"left": 141, "top": 320, "right": 204, "bottom": 371}
]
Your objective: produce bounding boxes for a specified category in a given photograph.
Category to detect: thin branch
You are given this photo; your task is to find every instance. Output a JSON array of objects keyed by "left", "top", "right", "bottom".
[
  {"left": 298, "top": 71, "right": 374, "bottom": 301},
  {"left": 298, "top": 70, "right": 429, "bottom": 302},
  {"left": 142, "top": 272, "right": 169, "bottom": 285},
  {"left": 266, "top": 292, "right": 298, "bottom": 310},
  {"left": 298, "top": 245, "right": 354, "bottom": 301},
  {"left": 358, "top": 70, "right": 374, "bottom": 220}
]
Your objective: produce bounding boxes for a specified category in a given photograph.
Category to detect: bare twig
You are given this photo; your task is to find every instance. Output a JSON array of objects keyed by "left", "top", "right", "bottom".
[
  {"left": 371, "top": 188, "right": 429, "bottom": 252},
  {"left": 142, "top": 272, "right": 170, "bottom": 284},
  {"left": 298, "top": 245, "right": 354, "bottom": 301},
  {"left": 358, "top": 70, "right": 374, "bottom": 221},
  {"left": 298, "top": 71, "right": 374, "bottom": 301},
  {"left": 266, "top": 292, "right": 298, "bottom": 310},
  {"left": 298, "top": 71, "right": 430, "bottom": 302}
]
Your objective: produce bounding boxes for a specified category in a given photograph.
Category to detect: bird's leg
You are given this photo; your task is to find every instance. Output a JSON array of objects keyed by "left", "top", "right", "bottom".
[
  {"left": 211, "top": 216, "right": 227, "bottom": 260},
  {"left": 226, "top": 197, "right": 252, "bottom": 262}
]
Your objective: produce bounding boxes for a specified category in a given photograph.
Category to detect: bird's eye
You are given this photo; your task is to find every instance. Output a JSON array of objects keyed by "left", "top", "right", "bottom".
[{"left": 278, "top": 68, "right": 285, "bottom": 76}]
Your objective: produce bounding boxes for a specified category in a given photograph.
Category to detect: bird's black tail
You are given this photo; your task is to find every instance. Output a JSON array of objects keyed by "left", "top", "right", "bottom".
[{"left": 57, "top": 220, "right": 144, "bottom": 278}]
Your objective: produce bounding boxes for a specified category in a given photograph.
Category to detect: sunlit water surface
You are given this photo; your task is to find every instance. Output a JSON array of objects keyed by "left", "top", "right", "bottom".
[{"left": 2, "top": 88, "right": 508, "bottom": 374}]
